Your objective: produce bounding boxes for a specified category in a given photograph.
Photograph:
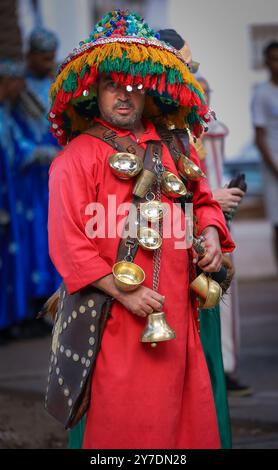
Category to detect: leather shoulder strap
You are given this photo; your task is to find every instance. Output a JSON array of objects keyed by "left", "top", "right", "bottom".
[
  {"left": 116, "top": 141, "right": 162, "bottom": 263},
  {"left": 156, "top": 126, "right": 190, "bottom": 169},
  {"left": 84, "top": 122, "right": 145, "bottom": 159}
]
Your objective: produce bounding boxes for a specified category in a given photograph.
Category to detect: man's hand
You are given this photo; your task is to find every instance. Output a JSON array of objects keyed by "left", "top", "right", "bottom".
[
  {"left": 92, "top": 274, "right": 165, "bottom": 318},
  {"left": 197, "top": 226, "right": 222, "bottom": 273},
  {"left": 117, "top": 286, "right": 165, "bottom": 318},
  {"left": 212, "top": 187, "right": 245, "bottom": 212}
]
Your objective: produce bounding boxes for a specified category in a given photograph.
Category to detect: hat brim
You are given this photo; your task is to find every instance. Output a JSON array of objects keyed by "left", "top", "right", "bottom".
[{"left": 49, "top": 37, "right": 208, "bottom": 145}]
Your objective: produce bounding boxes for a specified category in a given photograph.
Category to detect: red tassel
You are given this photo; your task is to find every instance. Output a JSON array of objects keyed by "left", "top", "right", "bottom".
[
  {"left": 157, "top": 72, "right": 166, "bottom": 94},
  {"left": 122, "top": 74, "right": 133, "bottom": 86},
  {"left": 179, "top": 85, "right": 191, "bottom": 106},
  {"left": 149, "top": 75, "right": 158, "bottom": 90},
  {"left": 144, "top": 74, "right": 151, "bottom": 89},
  {"left": 73, "top": 76, "right": 84, "bottom": 98}
]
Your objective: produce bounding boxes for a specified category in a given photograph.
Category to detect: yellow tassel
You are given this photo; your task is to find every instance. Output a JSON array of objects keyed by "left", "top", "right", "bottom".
[
  {"left": 126, "top": 44, "right": 142, "bottom": 63},
  {"left": 50, "top": 41, "right": 203, "bottom": 100}
]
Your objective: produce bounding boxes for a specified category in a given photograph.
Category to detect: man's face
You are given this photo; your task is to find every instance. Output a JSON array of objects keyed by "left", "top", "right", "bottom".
[
  {"left": 2, "top": 77, "right": 25, "bottom": 103},
  {"left": 97, "top": 76, "right": 146, "bottom": 129},
  {"left": 27, "top": 51, "right": 56, "bottom": 78},
  {"left": 265, "top": 48, "right": 278, "bottom": 78}
]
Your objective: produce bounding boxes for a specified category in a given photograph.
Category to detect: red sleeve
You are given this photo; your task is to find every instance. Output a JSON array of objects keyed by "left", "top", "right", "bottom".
[
  {"left": 189, "top": 145, "right": 235, "bottom": 253},
  {"left": 48, "top": 148, "right": 112, "bottom": 294}
]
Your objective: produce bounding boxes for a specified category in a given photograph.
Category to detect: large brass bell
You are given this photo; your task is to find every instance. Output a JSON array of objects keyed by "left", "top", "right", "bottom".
[
  {"left": 140, "top": 200, "right": 167, "bottom": 222},
  {"left": 190, "top": 272, "right": 222, "bottom": 308},
  {"left": 137, "top": 227, "right": 162, "bottom": 250},
  {"left": 177, "top": 154, "right": 206, "bottom": 180},
  {"left": 112, "top": 260, "right": 145, "bottom": 291},
  {"left": 141, "top": 311, "right": 176, "bottom": 347},
  {"left": 109, "top": 152, "right": 143, "bottom": 180},
  {"left": 161, "top": 171, "right": 187, "bottom": 198},
  {"left": 133, "top": 169, "right": 156, "bottom": 198}
]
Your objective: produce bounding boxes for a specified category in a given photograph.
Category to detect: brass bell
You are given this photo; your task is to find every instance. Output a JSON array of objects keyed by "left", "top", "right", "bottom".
[
  {"left": 190, "top": 272, "right": 222, "bottom": 308},
  {"left": 133, "top": 169, "right": 156, "bottom": 198},
  {"left": 137, "top": 227, "right": 162, "bottom": 250},
  {"left": 141, "top": 312, "right": 176, "bottom": 347},
  {"left": 177, "top": 154, "right": 206, "bottom": 180},
  {"left": 112, "top": 260, "right": 145, "bottom": 291},
  {"left": 109, "top": 152, "right": 143, "bottom": 180},
  {"left": 140, "top": 200, "right": 167, "bottom": 222},
  {"left": 161, "top": 171, "right": 187, "bottom": 198}
]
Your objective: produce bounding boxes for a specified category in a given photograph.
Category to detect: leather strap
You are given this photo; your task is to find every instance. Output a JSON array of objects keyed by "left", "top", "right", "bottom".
[
  {"left": 85, "top": 123, "right": 145, "bottom": 159},
  {"left": 156, "top": 126, "right": 190, "bottom": 168}
]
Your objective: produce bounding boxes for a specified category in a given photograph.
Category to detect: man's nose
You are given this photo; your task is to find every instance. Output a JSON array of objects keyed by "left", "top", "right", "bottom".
[{"left": 117, "top": 86, "right": 130, "bottom": 100}]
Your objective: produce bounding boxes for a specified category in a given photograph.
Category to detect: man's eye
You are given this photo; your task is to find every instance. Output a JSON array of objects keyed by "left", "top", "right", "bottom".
[{"left": 106, "top": 82, "right": 117, "bottom": 90}]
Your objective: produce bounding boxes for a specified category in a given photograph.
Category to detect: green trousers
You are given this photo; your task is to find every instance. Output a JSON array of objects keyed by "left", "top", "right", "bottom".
[
  {"left": 68, "top": 415, "right": 85, "bottom": 449},
  {"left": 200, "top": 305, "right": 232, "bottom": 449},
  {"left": 68, "top": 305, "right": 232, "bottom": 449}
]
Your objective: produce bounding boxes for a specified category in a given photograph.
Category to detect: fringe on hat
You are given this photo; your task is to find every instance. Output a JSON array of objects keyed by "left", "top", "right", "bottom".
[{"left": 48, "top": 11, "right": 209, "bottom": 145}]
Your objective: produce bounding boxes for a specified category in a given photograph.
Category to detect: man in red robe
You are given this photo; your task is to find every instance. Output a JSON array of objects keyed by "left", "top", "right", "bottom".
[{"left": 47, "top": 10, "right": 235, "bottom": 449}]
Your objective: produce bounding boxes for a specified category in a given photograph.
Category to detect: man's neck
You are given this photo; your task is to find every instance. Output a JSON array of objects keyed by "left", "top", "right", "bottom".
[
  {"left": 98, "top": 116, "right": 145, "bottom": 139},
  {"left": 130, "top": 121, "right": 145, "bottom": 140}
]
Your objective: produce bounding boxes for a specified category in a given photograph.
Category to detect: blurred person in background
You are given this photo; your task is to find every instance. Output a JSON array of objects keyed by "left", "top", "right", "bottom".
[
  {"left": 14, "top": 27, "right": 61, "bottom": 333},
  {"left": 159, "top": 28, "right": 234, "bottom": 449},
  {"left": 252, "top": 41, "right": 278, "bottom": 270},
  {"left": 0, "top": 59, "right": 31, "bottom": 344},
  {"left": 196, "top": 77, "right": 252, "bottom": 398}
]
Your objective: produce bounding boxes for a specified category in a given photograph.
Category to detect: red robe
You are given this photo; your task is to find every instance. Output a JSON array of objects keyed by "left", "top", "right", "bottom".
[{"left": 48, "top": 118, "right": 235, "bottom": 449}]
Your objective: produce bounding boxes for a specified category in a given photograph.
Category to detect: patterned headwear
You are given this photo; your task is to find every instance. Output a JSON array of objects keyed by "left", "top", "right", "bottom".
[
  {"left": 49, "top": 9, "right": 210, "bottom": 146},
  {"left": 29, "top": 27, "right": 59, "bottom": 53},
  {"left": 0, "top": 58, "right": 25, "bottom": 78}
]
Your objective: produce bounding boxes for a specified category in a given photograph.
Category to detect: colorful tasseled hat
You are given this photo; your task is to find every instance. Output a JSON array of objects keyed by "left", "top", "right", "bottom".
[{"left": 49, "top": 9, "right": 210, "bottom": 146}]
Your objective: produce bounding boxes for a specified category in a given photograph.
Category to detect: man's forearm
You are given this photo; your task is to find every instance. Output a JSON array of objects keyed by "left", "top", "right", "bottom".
[
  {"left": 92, "top": 273, "right": 124, "bottom": 302},
  {"left": 255, "top": 131, "right": 278, "bottom": 177}
]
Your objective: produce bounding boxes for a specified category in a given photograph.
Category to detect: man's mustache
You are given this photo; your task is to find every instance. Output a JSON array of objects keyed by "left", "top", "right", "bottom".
[{"left": 113, "top": 101, "right": 134, "bottom": 110}]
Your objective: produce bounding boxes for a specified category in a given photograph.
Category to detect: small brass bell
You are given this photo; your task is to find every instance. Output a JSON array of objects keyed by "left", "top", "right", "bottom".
[
  {"left": 109, "top": 152, "right": 143, "bottom": 180},
  {"left": 161, "top": 171, "right": 187, "bottom": 198},
  {"left": 141, "top": 312, "right": 176, "bottom": 347},
  {"left": 177, "top": 154, "right": 206, "bottom": 180}
]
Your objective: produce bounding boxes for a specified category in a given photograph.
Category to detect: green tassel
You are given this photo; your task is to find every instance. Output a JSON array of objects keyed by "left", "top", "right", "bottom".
[
  {"left": 80, "top": 64, "right": 90, "bottom": 79},
  {"left": 63, "top": 70, "right": 78, "bottom": 92}
]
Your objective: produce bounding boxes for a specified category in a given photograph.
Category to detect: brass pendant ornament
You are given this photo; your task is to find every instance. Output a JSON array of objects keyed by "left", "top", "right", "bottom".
[
  {"left": 160, "top": 170, "right": 187, "bottom": 198},
  {"left": 137, "top": 227, "right": 162, "bottom": 250},
  {"left": 113, "top": 260, "right": 145, "bottom": 292},
  {"left": 190, "top": 273, "right": 222, "bottom": 308},
  {"left": 140, "top": 199, "right": 167, "bottom": 222},
  {"left": 190, "top": 236, "right": 222, "bottom": 308},
  {"left": 177, "top": 153, "right": 206, "bottom": 180},
  {"left": 109, "top": 152, "right": 143, "bottom": 180}
]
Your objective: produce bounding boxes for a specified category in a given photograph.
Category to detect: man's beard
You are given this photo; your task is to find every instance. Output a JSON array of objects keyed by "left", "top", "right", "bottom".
[
  {"left": 102, "top": 101, "right": 143, "bottom": 129},
  {"left": 108, "top": 112, "right": 140, "bottom": 129}
]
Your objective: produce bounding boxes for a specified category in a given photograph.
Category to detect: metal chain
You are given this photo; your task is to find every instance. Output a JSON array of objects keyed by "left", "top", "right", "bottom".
[{"left": 152, "top": 152, "right": 164, "bottom": 293}]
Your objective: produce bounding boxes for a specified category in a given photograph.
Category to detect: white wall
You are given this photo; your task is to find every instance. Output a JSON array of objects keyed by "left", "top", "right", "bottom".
[
  {"left": 39, "top": 0, "right": 92, "bottom": 61},
  {"left": 37, "top": 0, "right": 168, "bottom": 62},
  {"left": 168, "top": 0, "right": 278, "bottom": 158}
]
